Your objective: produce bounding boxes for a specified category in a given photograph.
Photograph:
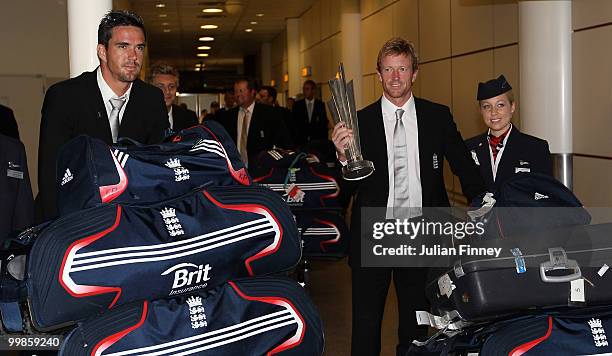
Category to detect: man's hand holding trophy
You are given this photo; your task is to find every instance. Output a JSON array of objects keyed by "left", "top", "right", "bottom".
[{"left": 329, "top": 63, "right": 375, "bottom": 180}]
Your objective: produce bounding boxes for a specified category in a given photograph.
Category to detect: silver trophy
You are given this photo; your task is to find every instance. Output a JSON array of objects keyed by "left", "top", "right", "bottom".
[{"left": 327, "top": 63, "right": 374, "bottom": 180}]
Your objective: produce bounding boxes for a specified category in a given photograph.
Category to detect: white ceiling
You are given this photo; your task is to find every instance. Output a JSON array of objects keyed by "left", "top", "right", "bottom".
[{"left": 130, "top": 0, "right": 314, "bottom": 71}]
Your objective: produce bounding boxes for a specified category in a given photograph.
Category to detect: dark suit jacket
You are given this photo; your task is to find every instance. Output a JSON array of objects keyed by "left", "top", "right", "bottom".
[
  {"left": 0, "top": 134, "right": 33, "bottom": 240},
  {"left": 465, "top": 127, "right": 552, "bottom": 192},
  {"left": 171, "top": 104, "right": 198, "bottom": 132},
  {"left": 218, "top": 103, "right": 293, "bottom": 167},
  {"left": 292, "top": 98, "right": 329, "bottom": 145},
  {"left": 344, "top": 97, "right": 485, "bottom": 265},
  {"left": 0, "top": 104, "right": 19, "bottom": 139},
  {"left": 37, "top": 69, "right": 168, "bottom": 222}
]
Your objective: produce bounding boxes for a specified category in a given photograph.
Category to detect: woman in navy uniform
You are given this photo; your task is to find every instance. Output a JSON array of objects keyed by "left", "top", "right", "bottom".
[{"left": 465, "top": 75, "right": 552, "bottom": 191}]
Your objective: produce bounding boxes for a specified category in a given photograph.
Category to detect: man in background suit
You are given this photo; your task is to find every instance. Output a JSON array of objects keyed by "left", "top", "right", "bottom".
[
  {"left": 37, "top": 10, "right": 168, "bottom": 222},
  {"left": 0, "top": 104, "right": 19, "bottom": 139},
  {"left": 332, "top": 38, "right": 485, "bottom": 356},
  {"left": 218, "top": 78, "right": 292, "bottom": 169},
  {"left": 149, "top": 63, "right": 198, "bottom": 133},
  {"left": 258, "top": 85, "right": 296, "bottom": 142},
  {"left": 0, "top": 134, "right": 33, "bottom": 241},
  {"left": 292, "top": 80, "right": 329, "bottom": 145}
]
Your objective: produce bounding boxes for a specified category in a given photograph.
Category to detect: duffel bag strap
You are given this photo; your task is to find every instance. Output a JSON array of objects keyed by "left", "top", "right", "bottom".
[{"left": 283, "top": 152, "right": 309, "bottom": 190}]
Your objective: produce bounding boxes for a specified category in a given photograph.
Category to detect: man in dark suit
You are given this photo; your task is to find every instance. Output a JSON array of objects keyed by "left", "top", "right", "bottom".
[
  {"left": 332, "top": 38, "right": 485, "bottom": 356},
  {"left": 466, "top": 75, "right": 552, "bottom": 192},
  {"left": 292, "top": 80, "right": 329, "bottom": 145},
  {"left": 149, "top": 63, "right": 198, "bottom": 133},
  {"left": 36, "top": 10, "right": 168, "bottom": 222},
  {"left": 258, "top": 85, "right": 296, "bottom": 142},
  {"left": 0, "top": 134, "right": 33, "bottom": 241},
  {"left": 0, "top": 104, "right": 19, "bottom": 139},
  {"left": 217, "top": 78, "right": 293, "bottom": 169}
]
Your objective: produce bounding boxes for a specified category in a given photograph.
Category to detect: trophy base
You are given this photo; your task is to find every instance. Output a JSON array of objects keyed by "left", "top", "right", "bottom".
[{"left": 343, "top": 160, "right": 375, "bottom": 181}]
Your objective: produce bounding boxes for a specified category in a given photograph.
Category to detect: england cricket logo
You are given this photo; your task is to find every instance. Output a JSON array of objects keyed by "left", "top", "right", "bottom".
[
  {"left": 186, "top": 296, "right": 207, "bottom": 329},
  {"left": 165, "top": 158, "right": 190, "bottom": 182},
  {"left": 589, "top": 318, "right": 609, "bottom": 347},
  {"left": 160, "top": 207, "right": 185, "bottom": 237}
]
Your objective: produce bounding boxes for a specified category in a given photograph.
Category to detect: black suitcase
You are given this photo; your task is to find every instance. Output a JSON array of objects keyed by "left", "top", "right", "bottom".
[
  {"left": 60, "top": 277, "right": 324, "bottom": 356},
  {"left": 426, "top": 223, "right": 612, "bottom": 322}
]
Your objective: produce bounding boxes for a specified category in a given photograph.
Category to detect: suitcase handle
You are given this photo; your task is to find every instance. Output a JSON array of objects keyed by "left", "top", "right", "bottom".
[{"left": 539, "top": 247, "right": 582, "bottom": 283}]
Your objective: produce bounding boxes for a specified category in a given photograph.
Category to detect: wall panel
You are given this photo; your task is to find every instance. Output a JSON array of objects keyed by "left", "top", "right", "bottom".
[{"left": 419, "top": 0, "right": 451, "bottom": 62}]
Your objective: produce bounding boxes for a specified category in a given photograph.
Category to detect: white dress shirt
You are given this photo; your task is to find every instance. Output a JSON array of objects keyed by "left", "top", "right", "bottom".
[
  {"left": 97, "top": 67, "right": 133, "bottom": 125},
  {"left": 381, "top": 95, "right": 422, "bottom": 218},
  {"left": 167, "top": 105, "right": 174, "bottom": 130},
  {"left": 487, "top": 124, "right": 513, "bottom": 181}
]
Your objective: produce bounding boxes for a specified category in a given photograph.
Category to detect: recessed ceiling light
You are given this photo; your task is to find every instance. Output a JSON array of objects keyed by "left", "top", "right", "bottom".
[
  {"left": 256, "top": 13, "right": 264, "bottom": 17},
  {"left": 200, "top": 24, "right": 218, "bottom": 29},
  {"left": 250, "top": 21, "right": 258, "bottom": 25},
  {"left": 245, "top": 28, "right": 253, "bottom": 32},
  {"left": 195, "top": 67, "right": 201, "bottom": 71},
  {"left": 197, "top": 45, "right": 211, "bottom": 50},
  {"left": 199, "top": 36, "right": 214, "bottom": 41},
  {"left": 202, "top": 8, "right": 223, "bottom": 13},
  {"left": 197, "top": 53, "right": 209, "bottom": 57},
  {"left": 155, "top": 3, "right": 165, "bottom": 8},
  {"left": 195, "top": 63, "right": 202, "bottom": 67},
  {"left": 163, "top": 29, "right": 171, "bottom": 33},
  {"left": 161, "top": 22, "right": 169, "bottom": 26},
  {"left": 159, "top": 14, "right": 167, "bottom": 18}
]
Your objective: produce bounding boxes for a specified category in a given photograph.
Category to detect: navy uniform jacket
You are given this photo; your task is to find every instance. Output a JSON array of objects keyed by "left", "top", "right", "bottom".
[
  {"left": 217, "top": 102, "right": 293, "bottom": 167},
  {"left": 0, "top": 134, "right": 33, "bottom": 240},
  {"left": 465, "top": 127, "right": 553, "bottom": 192},
  {"left": 342, "top": 97, "right": 486, "bottom": 266},
  {"left": 292, "top": 98, "right": 329, "bottom": 145},
  {"left": 37, "top": 69, "right": 168, "bottom": 222}
]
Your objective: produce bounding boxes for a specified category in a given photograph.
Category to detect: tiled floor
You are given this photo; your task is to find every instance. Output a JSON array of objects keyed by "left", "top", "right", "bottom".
[{"left": 305, "top": 259, "right": 400, "bottom": 356}]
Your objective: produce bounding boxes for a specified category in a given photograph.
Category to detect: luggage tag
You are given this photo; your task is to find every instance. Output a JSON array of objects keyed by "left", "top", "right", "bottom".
[
  {"left": 515, "top": 167, "right": 530, "bottom": 173},
  {"left": 598, "top": 264, "right": 609, "bottom": 277},
  {"left": 437, "top": 274, "right": 456, "bottom": 298},
  {"left": 570, "top": 278, "right": 586, "bottom": 303},
  {"left": 510, "top": 248, "right": 526, "bottom": 274},
  {"left": 285, "top": 183, "right": 305, "bottom": 202}
]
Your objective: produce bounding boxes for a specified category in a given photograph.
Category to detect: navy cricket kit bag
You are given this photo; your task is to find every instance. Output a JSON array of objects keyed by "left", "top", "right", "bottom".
[
  {"left": 60, "top": 277, "right": 324, "bottom": 356},
  {"left": 406, "top": 308, "right": 612, "bottom": 356},
  {"left": 56, "top": 121, "right": 251, "bottom": 216},
  {"left": 469, "top": 173, "right": 591, "bottom": 239},
  {"left": 295, "top": 211, "right": 349, "bottom": 257},
  {"left": 251, "top": 149, "right": 340, "bottom": 209},
  {"left": 26, "top": 185, "right": 300, "bottom": 331}
]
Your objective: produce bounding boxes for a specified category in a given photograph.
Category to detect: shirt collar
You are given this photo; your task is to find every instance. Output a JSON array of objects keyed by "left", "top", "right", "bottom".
[
  {"left": 381, "top": 94, "right": 415, "bottom": 121},
  {"left": 305, "top": 98, "right": 315, "bottom": 104},
  {"left": 168, "top": 105, "right": 173, "bottom": 118},
  {"left": 241, "top": 101, "right": 256, "bottom": 114},
  {"left": 487, "top": 123, "right": 513, "bottom": 139},
  {"left": 97, "top": 67, "right": 133, "bottom": 104}
]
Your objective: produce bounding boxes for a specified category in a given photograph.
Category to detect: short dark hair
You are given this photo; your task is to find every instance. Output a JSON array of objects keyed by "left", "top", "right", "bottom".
[
  {"left": 376, "top": 37, "right": 418, "bottom": 72},
  {"left": 234, "top": 77, "right": 258, "bottom": 92},
  {"left": 303, "top": 80, "right": 316, "bottom": 89},
  {"left": 260, "top": 85, "right": 277, "bottom": 101},
  {"left": 98, "top": 10, "right": 146, "bottom": 47}
]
